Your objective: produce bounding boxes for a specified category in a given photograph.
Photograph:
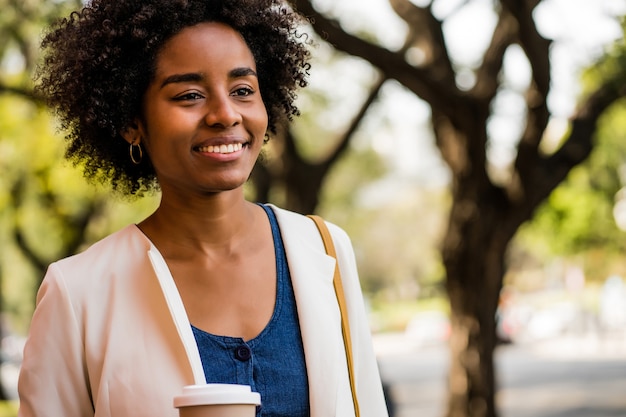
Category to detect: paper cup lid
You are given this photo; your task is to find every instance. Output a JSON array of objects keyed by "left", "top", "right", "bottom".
[{"left": 174, "top": 384, "right": 261, "bottom": 408}]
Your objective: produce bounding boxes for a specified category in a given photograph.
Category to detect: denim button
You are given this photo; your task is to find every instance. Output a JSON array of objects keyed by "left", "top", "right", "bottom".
[{"left": 234, "top": 345, "right": 251, "bottom": 361}]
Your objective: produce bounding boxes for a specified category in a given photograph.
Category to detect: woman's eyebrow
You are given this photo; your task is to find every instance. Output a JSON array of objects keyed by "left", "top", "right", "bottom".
[
  {"left": 160, "top": 72, "right": 204, "bottom": 88},
  {"left": 160, "top": 67, "right": 257, "bottom": 89},
  {"left": 229, "top": 67, "right": 257, "bottom": 78}
]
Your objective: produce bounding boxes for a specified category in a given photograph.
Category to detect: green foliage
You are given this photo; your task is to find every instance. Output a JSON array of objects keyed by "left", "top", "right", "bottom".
[
  {"left": 0, "top": 0, "right": 163, "bottom": 336},
  {"left": 516, "top": 25, "right": 626, "bottom": 281},
  {"left": 0, "top": 97, "right": 64, "bottom": 329},
  {"left": 0, "top": 401, "right": 17, "bottom": 417},
  {"left": 580, "top": 17, "right": 626, "bottom": 99},
  {"left": 0, "top": 0, "right": 83, "bottom": 85},
  {"left": 0, "top": 94, "right": 159, "bottom": 333},
  {"left": 519, "top": 168, "right": 621, "bottom": 254}
]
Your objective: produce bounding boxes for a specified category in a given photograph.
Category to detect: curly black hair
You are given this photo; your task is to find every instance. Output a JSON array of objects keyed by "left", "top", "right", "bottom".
[{"left": 36, "top": 0, "right": 311, "bottom": 195}]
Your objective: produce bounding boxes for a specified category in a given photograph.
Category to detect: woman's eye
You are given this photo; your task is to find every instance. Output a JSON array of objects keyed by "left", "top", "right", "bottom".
[
  {"left": 232, "top": 87, "right": 254, "bottom": 97},
  {"left": 173, "top": 92, "right": 204, "bottom": 101}
]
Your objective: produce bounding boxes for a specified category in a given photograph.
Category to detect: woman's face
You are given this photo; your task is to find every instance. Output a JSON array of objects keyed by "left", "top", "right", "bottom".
[{"left": 131, "top": 22, "right": 268, "bottom": 197}]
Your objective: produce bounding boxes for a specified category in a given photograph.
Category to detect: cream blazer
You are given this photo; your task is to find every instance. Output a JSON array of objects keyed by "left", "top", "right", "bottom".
[{"left": 18, "top": 205, "right": 388, "bottom": 417}]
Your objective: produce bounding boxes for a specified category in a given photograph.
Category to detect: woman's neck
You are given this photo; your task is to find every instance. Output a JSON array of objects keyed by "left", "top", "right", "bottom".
[{"left": 138, "top": 189, "right": 262, "bottom": 259}]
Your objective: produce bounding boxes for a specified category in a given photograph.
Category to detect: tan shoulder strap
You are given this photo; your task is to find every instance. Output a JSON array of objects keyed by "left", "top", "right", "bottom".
[{"left": 307, "top": 215, "right": 360, "bottom": 417}]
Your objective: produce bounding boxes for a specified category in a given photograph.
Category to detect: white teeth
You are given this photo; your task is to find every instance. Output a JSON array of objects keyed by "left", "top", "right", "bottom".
[{"left": 197, "top": 143, "right": 243, "bottom": 154}]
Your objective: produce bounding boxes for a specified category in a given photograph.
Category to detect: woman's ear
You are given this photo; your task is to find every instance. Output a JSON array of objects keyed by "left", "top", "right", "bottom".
[{"left": 121, "top": 120, "right": 142, "bottom": 145}]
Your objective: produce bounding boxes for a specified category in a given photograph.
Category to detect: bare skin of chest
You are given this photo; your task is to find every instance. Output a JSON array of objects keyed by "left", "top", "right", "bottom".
[
  {"left": 139, "top": 203, "right": 276, "bottom": 341},
  {"left": 169, "top": 249, "right": 276, "bottom": 341}
]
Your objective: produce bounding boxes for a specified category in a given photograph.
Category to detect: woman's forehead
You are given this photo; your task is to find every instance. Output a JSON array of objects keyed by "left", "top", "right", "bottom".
[{"left": 156, "top": 22, "right": 256, "bottom": 70}]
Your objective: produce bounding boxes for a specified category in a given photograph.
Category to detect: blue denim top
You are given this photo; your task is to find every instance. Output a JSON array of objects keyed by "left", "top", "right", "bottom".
[{"left": 191, "top": 204, "right": 310, "bottom": 417}]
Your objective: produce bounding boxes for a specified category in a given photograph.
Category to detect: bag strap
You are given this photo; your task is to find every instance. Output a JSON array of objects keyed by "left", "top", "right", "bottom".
[{"left": 307, "top": 215, "right": 361, "bottom": 417}]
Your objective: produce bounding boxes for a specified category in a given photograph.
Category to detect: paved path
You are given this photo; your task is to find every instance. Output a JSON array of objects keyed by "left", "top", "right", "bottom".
[{"left": 375, "top": 332, "right": 626, "bottom": 417}]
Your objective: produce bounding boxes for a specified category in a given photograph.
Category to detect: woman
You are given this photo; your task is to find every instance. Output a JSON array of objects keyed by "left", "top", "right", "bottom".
[{"left": 17, "top": 1, "right": 389, "bottom": 416}]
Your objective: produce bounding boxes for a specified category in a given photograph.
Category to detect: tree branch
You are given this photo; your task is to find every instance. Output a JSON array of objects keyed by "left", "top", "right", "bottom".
[
  {"left": 324, "top": 76, "right": 387, "bottom": 169},
  {"left": 525, "top": 75, "right": 626, "bottom": 213},
  {"left": 500, "top": 0, "right": 552, "bottom": 202},
  {"left": 9, "top": 178, "right": 49, "bottom": 273},
  {"left": 388, "top": 0, "right": 456, "bottom": 86},
  {"left": 0, "top": 82, "right": 43, "bottom": 103},
  {"left": 500, "top": 0, "right": 551, "bottom": 95},
  {"left": 290, "top": 0, "right": 467, "bottom": 117},
  {"left": 472, "top": 8, "right": 518, "bottom": 100}
]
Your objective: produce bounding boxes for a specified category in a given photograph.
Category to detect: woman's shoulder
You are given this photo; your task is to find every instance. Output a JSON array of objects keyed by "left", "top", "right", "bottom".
[
  {"left": 51, "top": 224, "right": 151, "bottom": 276},
  {"left": 36, "top": 225, "right": 152, "bottom": 306},
  {"left": 265, "top": 204, "right": 352, "bottom": 246}
]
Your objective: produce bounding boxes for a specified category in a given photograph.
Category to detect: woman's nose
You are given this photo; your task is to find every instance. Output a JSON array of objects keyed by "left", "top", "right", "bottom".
[{"left": 204, "top": 94, "right": 241, "bottom": 128}]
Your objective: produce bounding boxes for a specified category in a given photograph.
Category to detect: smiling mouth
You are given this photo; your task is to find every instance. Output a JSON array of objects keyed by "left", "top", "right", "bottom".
[{"left": 196, "top": 143, "right": 244, "bottom": 154}]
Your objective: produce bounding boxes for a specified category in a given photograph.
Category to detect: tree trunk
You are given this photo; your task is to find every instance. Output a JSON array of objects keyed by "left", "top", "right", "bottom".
[
  {"left": 443, "top": 200, "right": 508, "bottom": 417},
  {"left": 433, "top": 105, "right": 516, "bottom": 417}
]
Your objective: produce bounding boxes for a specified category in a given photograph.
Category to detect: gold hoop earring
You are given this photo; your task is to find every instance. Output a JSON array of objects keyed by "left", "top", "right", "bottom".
[
  {"left": 263, "top": 133, "right": 270, "bottom": 144},
  {"left": 130, "top": 142, "right": 143, "bottom": 165}
]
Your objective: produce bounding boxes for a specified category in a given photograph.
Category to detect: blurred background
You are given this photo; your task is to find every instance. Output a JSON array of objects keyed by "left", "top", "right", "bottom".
[{"left": 1, "top": 0, "right": 626, "bottom": 416}]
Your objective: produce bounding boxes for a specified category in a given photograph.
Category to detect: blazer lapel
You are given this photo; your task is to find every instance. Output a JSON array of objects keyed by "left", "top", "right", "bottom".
[
  {"left": 271, "top": 206, "right": 342, "bottom": 417},
  {"left": 146, "top": 243, "right": 207, "bottom": 385}
]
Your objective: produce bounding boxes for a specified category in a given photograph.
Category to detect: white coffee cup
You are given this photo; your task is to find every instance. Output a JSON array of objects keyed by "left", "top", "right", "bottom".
[{"left": 174, "top": 384, "right": 261, "bottom": 417}]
